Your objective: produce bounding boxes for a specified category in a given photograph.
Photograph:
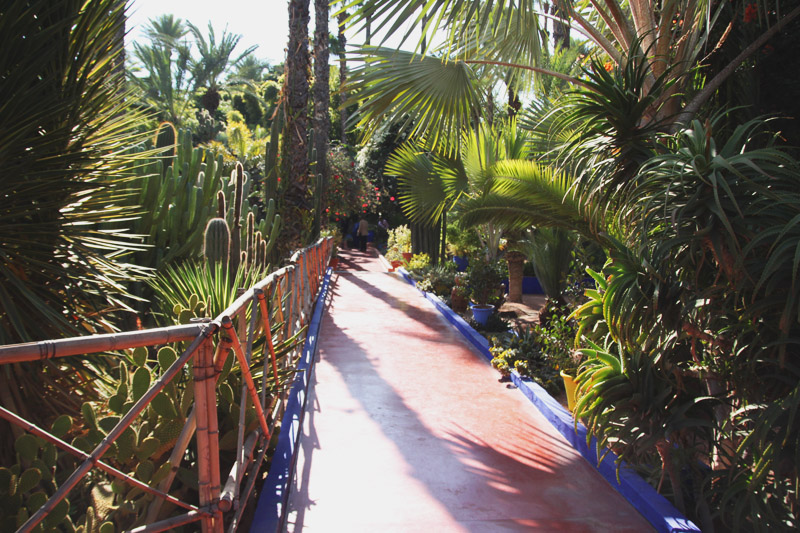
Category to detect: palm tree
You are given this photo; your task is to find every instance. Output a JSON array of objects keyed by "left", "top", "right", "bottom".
[
  {"left": 281, "top": 0, "right": 313, "bottom": 251},
  {"left": 129, "top": 15, "right": 193, "bottom": 124},
  {"left": 386, "top": 120, "right": 529, "bottom": 265},
  {"left": 188, "top": 22, "right": 257, "bottom": 114},
  {"left": 343, "top": 0, "right": 800, "bottom": 143},
  {"left": 313, "top": 0, "right": 331, "bottom": 237}
]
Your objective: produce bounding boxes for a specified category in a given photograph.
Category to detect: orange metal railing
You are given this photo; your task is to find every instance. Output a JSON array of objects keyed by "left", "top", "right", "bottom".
[{"left": 0, "top": 237, "right": 333, "bottom": 533}]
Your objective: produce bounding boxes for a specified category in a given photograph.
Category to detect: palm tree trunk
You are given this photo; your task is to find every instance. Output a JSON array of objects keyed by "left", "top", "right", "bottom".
[
  {"left": 313, "top": 0, "right": 330, "bottom": 237},
  {"left": 552, "top": 0, "right": 571, "bottom": 50},
  {"left": 283, "top": 0, "right": 312, "bottom": 251},
  {"left": 506, "top": 250, "right": 525, "bottom": 303},
  {"left": 337, "top": 10, "right": 348, "bottom": 142}
]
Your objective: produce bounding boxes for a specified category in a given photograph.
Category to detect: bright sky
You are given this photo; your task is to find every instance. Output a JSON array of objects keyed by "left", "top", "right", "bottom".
[
  {"left": 127, "top": 0, "right": 291, "bottom": 65},
  {"left": 126, "top": 0, "right": 426, "bottom": 67}
]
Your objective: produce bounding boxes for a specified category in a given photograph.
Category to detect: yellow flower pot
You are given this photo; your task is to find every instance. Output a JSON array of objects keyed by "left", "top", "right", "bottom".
[{"left": 560, "top": 370, "right": 578, "bottom": 412}]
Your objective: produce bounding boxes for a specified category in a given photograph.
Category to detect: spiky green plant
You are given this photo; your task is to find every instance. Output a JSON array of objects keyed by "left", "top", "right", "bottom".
[{"left": 0, "top": 0, "right": 151, "bottom": 343}]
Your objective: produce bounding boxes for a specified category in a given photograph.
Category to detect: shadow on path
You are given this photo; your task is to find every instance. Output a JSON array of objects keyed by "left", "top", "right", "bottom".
[{"left": 285, "top": 269, "right": 654, "bottom": 531}]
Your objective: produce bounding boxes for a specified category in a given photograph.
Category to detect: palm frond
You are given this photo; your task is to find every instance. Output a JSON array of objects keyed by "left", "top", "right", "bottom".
[{"left": 345, "top": 47, "right": 483, "bottom": 149}]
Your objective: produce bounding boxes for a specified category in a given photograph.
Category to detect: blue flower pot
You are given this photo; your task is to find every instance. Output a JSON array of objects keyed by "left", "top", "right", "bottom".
[
  {"left": 471, "top": 304, "right": 495, "bottom": 326},
  {"left": 452, "top": 255, "right": 469, "bottom": 272}
]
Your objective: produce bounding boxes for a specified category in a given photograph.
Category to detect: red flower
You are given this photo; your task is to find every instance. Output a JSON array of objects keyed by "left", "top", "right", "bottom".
[
  {"left": 390, "top": 196, "right": 395, "bottom": 201},
  {"left": 744, "top": 3, "right": 757, "bottom": 23},
  {"left": 362, "top": 203, "right": 368, "bottom": 207}
]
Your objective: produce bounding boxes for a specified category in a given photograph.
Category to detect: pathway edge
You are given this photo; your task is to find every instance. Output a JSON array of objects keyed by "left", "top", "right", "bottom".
[{"left": 396, "top": 267, "right": 700, "bottom": 533}]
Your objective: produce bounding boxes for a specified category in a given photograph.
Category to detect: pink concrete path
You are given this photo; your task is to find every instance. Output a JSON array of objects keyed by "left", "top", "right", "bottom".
[{"left": 283, "top": 248, "right": 653, "bottom": 532}]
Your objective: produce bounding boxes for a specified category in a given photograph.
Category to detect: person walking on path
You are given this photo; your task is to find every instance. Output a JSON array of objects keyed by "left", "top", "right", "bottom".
[{"left": 357, "top": 216, "right": 369, "bottom": 252}]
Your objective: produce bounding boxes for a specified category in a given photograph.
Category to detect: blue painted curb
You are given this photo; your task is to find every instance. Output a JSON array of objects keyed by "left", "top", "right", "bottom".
[
  {"left": 396, "top": 269, "right": 700, "bottom": 533},
  {"left": 250, "top": 267, "right": 334, "bottom": 532}
]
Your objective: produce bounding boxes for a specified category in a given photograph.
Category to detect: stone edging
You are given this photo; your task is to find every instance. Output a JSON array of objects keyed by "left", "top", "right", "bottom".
[{"left": 395, "top": 267, "right": 700, "bottom": 533}]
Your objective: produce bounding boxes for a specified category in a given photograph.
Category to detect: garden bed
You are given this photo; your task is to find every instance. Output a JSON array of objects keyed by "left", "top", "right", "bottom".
[{"left": 395, "top": 266, "right": 700, "bottom": 533}]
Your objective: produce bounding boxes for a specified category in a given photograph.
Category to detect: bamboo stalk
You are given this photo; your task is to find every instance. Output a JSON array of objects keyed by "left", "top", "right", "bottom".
[
  {"left": 233, "top": 296, "right": 260, "bottom": 505},
  {"left": 17, "top": 322, "right": 217, "bottom": 533},
  {"left": 221, "top": 318, "right": 271, "bottom": 439},
  {"left": 256, "top": 290, "right": 280, "bottom": 387},
  {"left": 219, "top": 430, "right": 260, "bottom": 512},
  {"left": 203, "top": 338, "right": 223, "bottom": 533},
  {"left": 275, "top": 274, "right": 286, "bottom": 342},
  {"left": 192, "top": 338, "right": 213, "bottom": 533},
  {"left": 0, "top": 406, "right": 200, "bottom": 514},
  {"left": 227, "top": 437, "right": 269, "bottom": 532},
  {"left": 285, "top": 267, "right": 294, "bottom": 341},
  {"left": 126, "top": 510, "right": 205, "bottom": 533},
  {"left": 0, "top": 324, "right": 203, "bottom": 364},
  {"left": 147, "top": 337, "right": 232, "bottom": 523},
  {"left": 145, "top": 408, "right": 198, "bottom": 523}
]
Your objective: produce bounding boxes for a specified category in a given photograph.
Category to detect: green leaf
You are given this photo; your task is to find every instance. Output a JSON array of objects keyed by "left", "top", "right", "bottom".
[
  {"left": 157, "top": 346, "right": 178, "bottom": 370},
  {"left": 135, "top": 460, "right": 155, "bottom": 484},
  {"left": 132, "top": 346, "right": 148, "bottom": 367},
  {"left": 135, "top": 437, "right": 160, "bottom": 462},
  {"left": 50, "top": 415, "right": 72, "bottom": 439},
  {"left": 131, "top": 367, "right": 152, "bottom": 403},
  {"left": 16, "top": 468, "right": 41, "bottom": 494},
  {"left": 15, "top": 434, "right": 40, "bottom": 462},
  {"left": 81, "top": 403, "right": 98, "bottom": 431},
  {"left": 26, "top": 490, "right": 47, "bottom": 513},
  {"left": 151, "top": 392, "right": 179, "bottom": 419},
  {"left": 98, "top": 416, "right": 121, "bottom": 434}
]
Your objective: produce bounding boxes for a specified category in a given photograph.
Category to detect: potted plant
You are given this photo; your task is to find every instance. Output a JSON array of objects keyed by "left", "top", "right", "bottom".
[
  {"left": 321, "top": 226, "right": 342, "bottom": 268},
  {"left": 446, "top": 224, "right": 481, "bottom": 271},
  {"left": 466, "top": 257, "right": 505, "bottom": 325},
  {"left": 450, "top": 273, "right": 469, "bottom": 313},
  {"left": 535, "top": 307, "right": 581, "bottom": 411},
  {"left": 386, "top": 224, "right": 412, "bottom": 267}
]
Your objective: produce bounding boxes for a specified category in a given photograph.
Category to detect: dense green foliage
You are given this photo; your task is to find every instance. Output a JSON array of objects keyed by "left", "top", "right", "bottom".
[{"left": 346, "top": 0, "right": 800, "bottom": 530}]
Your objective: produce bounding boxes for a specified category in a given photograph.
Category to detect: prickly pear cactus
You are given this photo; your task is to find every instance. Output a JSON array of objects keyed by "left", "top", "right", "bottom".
[{"left": 0, "top": 417, "right": 114, "bottom": 532}]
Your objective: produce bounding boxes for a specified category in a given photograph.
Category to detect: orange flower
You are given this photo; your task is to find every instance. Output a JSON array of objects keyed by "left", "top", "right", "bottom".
[{"left": 604, "top": 61, "right": 614, "bottom": 72}]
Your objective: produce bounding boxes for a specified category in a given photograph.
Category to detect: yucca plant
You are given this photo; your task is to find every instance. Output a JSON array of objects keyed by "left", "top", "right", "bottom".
[{"left": 0, "top": 0, "right": 151, "bottom": 344}]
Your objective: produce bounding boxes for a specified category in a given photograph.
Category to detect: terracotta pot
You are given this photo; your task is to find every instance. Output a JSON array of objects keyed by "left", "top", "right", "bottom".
[{"left": 450, "top": 288, "right": 468, "bottom": 313}]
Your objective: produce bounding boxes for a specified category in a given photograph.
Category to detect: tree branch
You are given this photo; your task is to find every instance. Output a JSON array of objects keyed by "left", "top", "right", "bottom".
[
  {"left": 675, "top": 5, "right": 800, "bottom": 128},
  {"left": 464, "top": 59, "right": 590, "bottom": 89}
]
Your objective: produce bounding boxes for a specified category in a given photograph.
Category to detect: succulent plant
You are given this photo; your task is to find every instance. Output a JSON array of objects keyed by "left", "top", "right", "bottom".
[{"left": 204, "top": 218, "right": 231, "bottom": 271}]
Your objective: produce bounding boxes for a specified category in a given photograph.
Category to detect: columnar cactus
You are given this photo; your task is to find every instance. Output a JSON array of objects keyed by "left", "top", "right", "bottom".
[
  {"left": 228, "top": 163, "right": 244, "bottom": 275},
  {"left": 204, "top": 218, "right": 230, "bottom": 271}
]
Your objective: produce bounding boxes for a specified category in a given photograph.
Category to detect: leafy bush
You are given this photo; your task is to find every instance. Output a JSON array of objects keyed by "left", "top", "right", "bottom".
[
  {"left": 385, "top": 224, "right": 411, "bottom": 261},
  {"left": 327, "top": 144, "right": 379, "bottom": 221},
  {"left": 490, "top": 327, "right": 562, "bottom": 394},
  {"left": 466, "top": 257, "right": 505, "bottom": 306},
  {"left": 406, "top": 253, "right": 431, "bottom": 273}
]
